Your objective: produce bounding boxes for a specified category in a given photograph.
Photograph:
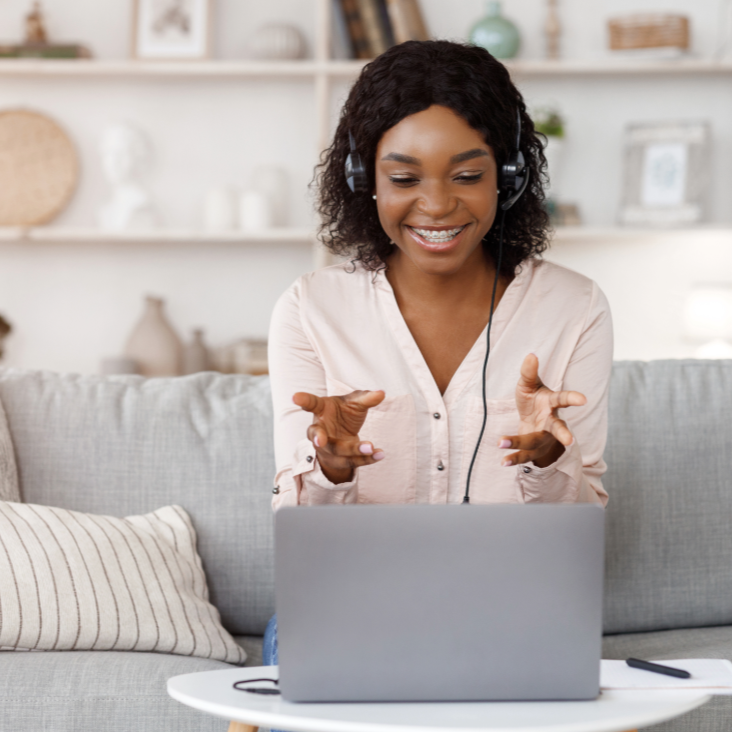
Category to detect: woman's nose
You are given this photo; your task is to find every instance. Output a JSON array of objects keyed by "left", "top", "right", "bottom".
[{"left": 416, "top": 182, "right": 457, "bottom": 219}]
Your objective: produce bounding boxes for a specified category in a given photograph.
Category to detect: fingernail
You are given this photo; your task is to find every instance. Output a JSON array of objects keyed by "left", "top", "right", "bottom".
[
  {"left": 373, "top": 451, "right": 385, "bottom": 461},
  {"left": 359, "top": 443, "right": 373, "bottom": 455},
  {"left": 502, "top": 459, "right": 512, "bottom": 467},
  {"left": 497, "top": 439, "right": 511, "bottom": 449},
  {"left": 314, "top": 436, "right": 321, "bottom": 447}
]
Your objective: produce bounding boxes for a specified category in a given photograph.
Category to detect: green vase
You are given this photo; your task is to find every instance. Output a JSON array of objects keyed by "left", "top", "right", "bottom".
[{"left": 469, "top": 1, "right": 520, "bottom": 60}]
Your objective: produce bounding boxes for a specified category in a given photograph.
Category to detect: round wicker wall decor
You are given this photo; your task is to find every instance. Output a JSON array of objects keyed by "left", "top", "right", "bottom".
[{"left": 0, "top": 109, "right": 79, "bottom": 226}]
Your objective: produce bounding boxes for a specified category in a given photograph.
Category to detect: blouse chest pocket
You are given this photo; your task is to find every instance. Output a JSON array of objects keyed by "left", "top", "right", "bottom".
[
  {"left": 326, "top": 378, "right": 417, "bottom": 504},
  {"left": 460, "top": 397, "right": 523, "bottom": 504}
]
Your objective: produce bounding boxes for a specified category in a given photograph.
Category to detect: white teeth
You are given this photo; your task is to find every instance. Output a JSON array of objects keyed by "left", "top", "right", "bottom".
[{"left": 412, "top": 226, "right": 465, "bottom": 241}]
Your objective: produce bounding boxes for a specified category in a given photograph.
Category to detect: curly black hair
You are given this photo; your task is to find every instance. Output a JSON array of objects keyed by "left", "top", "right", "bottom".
[{"left": 314, "top": 40, "right": 550, "bottom": 276}]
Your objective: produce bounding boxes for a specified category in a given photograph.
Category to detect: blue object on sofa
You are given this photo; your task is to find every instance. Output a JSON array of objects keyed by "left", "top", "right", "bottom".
[{"left": 0, "top": 361, "right": 729, "bottom": 731}]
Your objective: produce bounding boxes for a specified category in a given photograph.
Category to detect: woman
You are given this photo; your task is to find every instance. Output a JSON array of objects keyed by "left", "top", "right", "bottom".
[{"left": 264, "top": 40, "right": 612, "bottom": 664}]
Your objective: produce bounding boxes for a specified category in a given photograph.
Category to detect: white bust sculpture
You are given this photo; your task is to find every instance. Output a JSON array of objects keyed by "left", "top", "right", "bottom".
[{"left": 97, "top": 123, "right": 157, "bottom": 232}]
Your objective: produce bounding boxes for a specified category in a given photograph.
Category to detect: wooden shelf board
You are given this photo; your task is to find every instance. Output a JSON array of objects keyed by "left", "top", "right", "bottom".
[
  {"left": 0, "top": 59, "right": 324, "bottom": 78},
  {"left": 2, "top": 57, "right": 731, "bottom": 79},
  {"left": 551, "top": 226, "right": 732, "bottom": 242},
  {"left": 0, "top": 227, "right": 315, "bottom": 244}
]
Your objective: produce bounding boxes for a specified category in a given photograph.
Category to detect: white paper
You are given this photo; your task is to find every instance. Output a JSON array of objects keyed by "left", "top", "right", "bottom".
[
  {"left": 601, "top": 659, "right": 732, "bottom": 695},
  {"left": 640, "top": 142, "right": 688, "bottom": 207}
]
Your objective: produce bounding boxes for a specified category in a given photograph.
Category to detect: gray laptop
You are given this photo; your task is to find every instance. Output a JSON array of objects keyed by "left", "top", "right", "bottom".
[{"left": 274, "top": 504, "right": 604, "bottom": 703}]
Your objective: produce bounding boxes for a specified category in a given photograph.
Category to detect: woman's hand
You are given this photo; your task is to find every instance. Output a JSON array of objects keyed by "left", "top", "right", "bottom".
[
  {"left": 498, "top": 353, "right": 586, "bottom": 469},
  {"left": 293, "top": 390, "right": 386, "bottom": 485}
]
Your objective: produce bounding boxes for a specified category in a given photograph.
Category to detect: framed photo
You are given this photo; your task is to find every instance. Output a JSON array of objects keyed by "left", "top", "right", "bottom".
[
  {"left": 132, "top": 0, "right": 212, "bottom": 60},
  {"left": 619, "top": 121, "right": 710, "bottom": 226}
]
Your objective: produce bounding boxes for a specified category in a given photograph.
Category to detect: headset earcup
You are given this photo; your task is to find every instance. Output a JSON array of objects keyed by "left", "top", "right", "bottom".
[{"left": 345, "top": 152, "right": 367, "bottom": 193}]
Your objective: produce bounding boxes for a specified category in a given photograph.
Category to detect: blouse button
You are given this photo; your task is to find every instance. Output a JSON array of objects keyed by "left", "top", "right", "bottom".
[
  {"left": 433, "top": 412, "right": 441, "bottom": 419},
  {"left": 437, "top": 461, "right": 445, "bottom": 471},
  {"left": 306, "top": 455, "right": 314, "bottom": 463},
  {"left": 272, "top": 486, "right": 280, "bottom": 494},
  {"left": 523, "top": 466, "right": 532, "bottom": 474}
]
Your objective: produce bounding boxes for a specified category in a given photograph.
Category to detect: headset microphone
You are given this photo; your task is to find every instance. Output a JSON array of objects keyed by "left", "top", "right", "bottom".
[
  {"left": 345, "top": 130, "right": 368, "bottom": 193},
  {"left": 463, "top": 108, "right": 528, "bottom": 504}
]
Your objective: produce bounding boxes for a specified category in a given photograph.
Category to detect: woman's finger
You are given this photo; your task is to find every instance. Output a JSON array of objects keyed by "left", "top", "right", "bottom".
[
  {"left": 344, "top": 389, "right": 386, "bottom": 410},
  {"left": 497, "top": 432, "right": 552, "bottom": 452},
  {"left": 517, "top": 353, "right": 541, "bottom": 391},
  {"left": 548, "top": 389, "right": 587, "bottom": 409},
  {"left": 501, "top": 449, "right": 535, "bottom": 467},
  {"left": 306, "top": 423, "right": 329, "bottom": 448},
  {"left": 293, "top": 391, "right": 326, "bottom": 415},
  {"left": 546, "top": 415, "right": 574, "bottom": 446},
  {"left": 319, "top": 452, "right": 386, "bottom": 471}
]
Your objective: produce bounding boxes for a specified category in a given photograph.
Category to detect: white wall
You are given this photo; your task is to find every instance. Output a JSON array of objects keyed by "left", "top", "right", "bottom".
[{"left": 0, "top": 0, "right": 730, "bottom": 373}]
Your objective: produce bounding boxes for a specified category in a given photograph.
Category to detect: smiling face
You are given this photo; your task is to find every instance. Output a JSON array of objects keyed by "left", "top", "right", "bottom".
[{"left": 374, "top": 104, "right": 499, "bottom": 277}]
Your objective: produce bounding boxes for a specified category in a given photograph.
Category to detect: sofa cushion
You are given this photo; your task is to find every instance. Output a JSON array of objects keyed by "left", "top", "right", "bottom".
[
  {"left": 0, "top": 648, "right": 236, "bottom": 732},
  {"left": 0, "top": 370, "right": 276, "bottom": 636},
  {"left": 603, "top": 625, "right": 732, "bottom": 732},
  {"left": 0, "top": 501, "right": 244, "bottom": 663},
  {"left": 603, "top": 360, "right": 732, "bottom": 635},
  {"left": 0, "top": 393, "right": 19, "bottom": 502}
]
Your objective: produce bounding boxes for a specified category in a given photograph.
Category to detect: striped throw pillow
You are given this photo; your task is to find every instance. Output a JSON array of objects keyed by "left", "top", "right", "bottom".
[
  {"left": 0, "top": 398, "right": 20, "bottom": 502},
  {"left": 0, "top": 502, "right": 245, "bottom": 663}
]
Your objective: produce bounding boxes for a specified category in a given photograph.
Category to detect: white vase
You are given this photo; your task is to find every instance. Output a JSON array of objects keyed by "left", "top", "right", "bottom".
[
  {"left": 252, "top": 165, "right": 288, "bottom": 227},
  {"left": 124, "top": 296, "right": 183, "bottom": 377},
  {"left": 543, "top": 135, "right": 564, "bottom": 200},
  {"left": 203, "top": 186, "right": 237, "bottom": 231},
  {"left": 239, "top": 190, "right": 273, "bottom": 231},
  {"left": 182, "top": 328, "right": 211, "bottom": 374},
  {"left": 247, "top": 24, "right": 306, "bottom": 60}
]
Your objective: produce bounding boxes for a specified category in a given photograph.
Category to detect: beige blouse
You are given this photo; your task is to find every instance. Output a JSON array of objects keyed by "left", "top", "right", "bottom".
[{"left": 268, "top": 257, "right": 612, "bottom": 509}]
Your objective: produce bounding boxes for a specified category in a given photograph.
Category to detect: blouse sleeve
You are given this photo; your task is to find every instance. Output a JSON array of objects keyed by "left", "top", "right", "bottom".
[
  {"left": 517, "top": 281, "right": 613, "bottom": 506},
  {"left": 268, "top": 281, "right": 359, "bottom": 509}
]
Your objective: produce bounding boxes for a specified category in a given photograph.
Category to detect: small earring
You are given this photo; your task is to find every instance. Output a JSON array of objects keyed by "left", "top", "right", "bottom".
[{"left": 372, "top": 194, "right": 377, "bottom": 200}]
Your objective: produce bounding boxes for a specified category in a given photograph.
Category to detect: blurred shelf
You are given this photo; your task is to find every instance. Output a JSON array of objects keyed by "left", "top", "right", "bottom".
[
  {"left": 0, "top": 227, "right": 315, "bottom": 244},
  {"left": 3, "top": 57, "right": 732, "bottom": 79},
  {"left": 505, "top": 57, "right": 732, "bottom": 77},
  {"left": 0, "top": 59, "right": 327, "bottom": 79},
  {"left": 551, "top": 226, "right": 732, "bottom": 242}
]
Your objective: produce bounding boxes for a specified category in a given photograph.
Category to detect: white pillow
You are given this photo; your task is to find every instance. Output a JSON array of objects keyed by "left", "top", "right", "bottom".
[
  {"left": 0, "top": 397, "right": 20, "bottom": 502},
  {"left": 0, "top": 501, "right": 245, "bottom": 664}
]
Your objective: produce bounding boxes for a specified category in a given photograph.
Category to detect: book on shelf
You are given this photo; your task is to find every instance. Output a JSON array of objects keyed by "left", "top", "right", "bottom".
[
  {"left": 332, "top": 0, "right": 355, "bottom": 59},
  {"left": 338, "top": 0, "right": 372, "bottom": 59},
  {"left": 386, "top": 0, "right": 430, "bottom": 43},
  {"left": 335, "top": 0, "right": 427, "bottom": 59},
  {"left": 356, "top": 0, "right": 392, "bottom": 57}
]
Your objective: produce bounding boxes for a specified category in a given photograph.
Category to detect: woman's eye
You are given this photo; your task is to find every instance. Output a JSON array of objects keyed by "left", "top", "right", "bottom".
[
  {"left": 388, "top": 176, "right": 419, "bottom": 186},
  {"left": 455, "top": 173, "right": 484, "bottom": 183}
]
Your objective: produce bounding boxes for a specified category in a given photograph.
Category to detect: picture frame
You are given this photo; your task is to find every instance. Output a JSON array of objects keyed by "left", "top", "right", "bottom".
[
  {"left": 619, "top": 120, "right": 710, "bottom": 226},
  {"left": 132, "top": 0, "right": 212, "bottom": 60}
]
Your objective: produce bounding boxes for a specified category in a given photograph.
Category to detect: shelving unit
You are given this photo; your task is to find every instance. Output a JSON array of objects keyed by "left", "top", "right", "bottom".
[
  {"left": 3, "top": 57, "right": 732, "bottom": 79},
  {"left": 0, "top": 227, "right": 314, "bottom": 245}
]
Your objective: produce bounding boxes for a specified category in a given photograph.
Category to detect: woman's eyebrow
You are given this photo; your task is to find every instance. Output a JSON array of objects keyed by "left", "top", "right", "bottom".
[
  {"left": 381, "top": 152, "right": 421, "bottom": 164},
  {"left": 380, "top": 149, "right": 489, "bottom": 165},
  {"left": 450, "top": 148, "right": 489, "bottom": 164}
]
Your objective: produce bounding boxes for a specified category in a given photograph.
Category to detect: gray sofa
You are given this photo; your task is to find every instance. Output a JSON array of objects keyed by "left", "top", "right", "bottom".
[{"left": 0, "top": 360, "right": 729, "bottom": 731}]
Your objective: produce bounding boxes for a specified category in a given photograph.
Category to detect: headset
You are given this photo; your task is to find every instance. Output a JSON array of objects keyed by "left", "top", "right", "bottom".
[{"left": 345, "top": 109, "right": 530, "bottom": 504}]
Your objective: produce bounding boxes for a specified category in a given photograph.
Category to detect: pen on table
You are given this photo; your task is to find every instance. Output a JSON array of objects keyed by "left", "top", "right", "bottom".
[{"left": 626, "top": 658, "right": 691, "bottom": 679}]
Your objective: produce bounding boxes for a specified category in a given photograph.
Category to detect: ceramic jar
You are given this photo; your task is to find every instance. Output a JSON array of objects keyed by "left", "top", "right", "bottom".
[
  {"left": 469, "top": 1, "right": 520, "bottom": 59},
  {"left": 239, "top": 190, "right": 273, "bottom": 231},
  {"left": 247, "top": 24, "right": 306, "bottom": 60},
  {"left": 124, "top": 296, "right": 183, "bottom": 377},
  {"left": 182, "top": 328, "right": 211, "bottom": 374},
  {"left": 203, "top": 186, "right": 237, "bottom": 231}
]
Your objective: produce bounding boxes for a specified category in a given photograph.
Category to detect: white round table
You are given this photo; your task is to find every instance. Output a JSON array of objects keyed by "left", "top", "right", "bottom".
[{"left": 167, "top": 665, "right": 710, "bottom": 732}]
